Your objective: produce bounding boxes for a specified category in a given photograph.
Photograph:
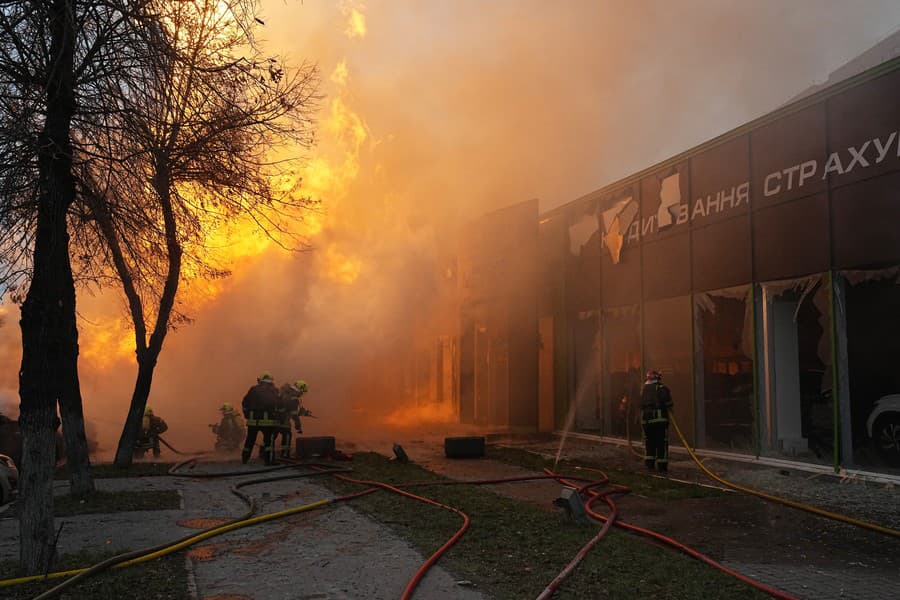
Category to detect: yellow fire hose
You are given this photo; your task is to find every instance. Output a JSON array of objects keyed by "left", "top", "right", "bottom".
[
  {"left": 0, "top": 498, "right": 331, "bottom": 588},
  {"left": 668, "top": 411, "right": 900, "bottom": 539}
]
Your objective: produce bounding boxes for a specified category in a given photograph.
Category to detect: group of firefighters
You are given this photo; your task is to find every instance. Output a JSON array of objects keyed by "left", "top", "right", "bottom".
[
  {"left": 239, "top": 372, "right": 311, "bottom": 465},
  {"left": 136, "top": 372, "right": 311, "bottom": 465},
  {"left": 136, "top": 368, "right": 674, "bottom": 473}
]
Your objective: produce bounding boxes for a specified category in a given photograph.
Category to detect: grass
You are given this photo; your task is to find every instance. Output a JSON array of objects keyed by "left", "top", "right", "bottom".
[
  {"left": 487, "top": 444, "right": 726, "bottom": 500},
  {"left": 53, "top": 490, "right": 181, "bottom": 516},
  {"left": 318, "top": 452, "right": 766, "bottom": 600},
  {"left": 55, "top": 462, "right": 177, "bottom": 480},
  {"left": 0, "top": 550, "right": 190, "bottom": 600}
]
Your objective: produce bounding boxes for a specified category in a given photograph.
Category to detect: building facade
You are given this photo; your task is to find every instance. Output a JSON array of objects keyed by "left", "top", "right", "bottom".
[
  {"left": 433, "top": 54, "right": 900, "bottom": 475},
  {"left": 531, "top": 57, "right": 900, "bottom": 472}
]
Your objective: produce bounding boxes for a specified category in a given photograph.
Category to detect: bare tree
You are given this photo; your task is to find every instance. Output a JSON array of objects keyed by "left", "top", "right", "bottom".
[
  {"left": 72, "top": 0, "right": 320, "bottom": 466},
  {"left": 0, "top": 0, "right": 162, "bottom": 573}
]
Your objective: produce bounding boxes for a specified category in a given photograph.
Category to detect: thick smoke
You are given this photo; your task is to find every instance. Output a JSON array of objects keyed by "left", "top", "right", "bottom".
[{"left": 1, "top": 1, "right": 899, "bottom": 455}]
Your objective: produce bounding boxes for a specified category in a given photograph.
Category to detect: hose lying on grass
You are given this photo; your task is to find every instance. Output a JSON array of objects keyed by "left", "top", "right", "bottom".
[{"left": 546, "top": 467, "right": 799, "bottom": 600}]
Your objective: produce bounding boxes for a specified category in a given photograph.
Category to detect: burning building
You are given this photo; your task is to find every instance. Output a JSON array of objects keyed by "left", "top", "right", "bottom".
[{"left": 420, "top": 33, "right": 900, "bottom": 473}]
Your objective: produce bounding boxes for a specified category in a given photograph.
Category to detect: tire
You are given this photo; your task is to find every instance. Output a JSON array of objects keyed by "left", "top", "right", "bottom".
[{"left": 872, "top": 414, "right": 900, "bottom": 467}]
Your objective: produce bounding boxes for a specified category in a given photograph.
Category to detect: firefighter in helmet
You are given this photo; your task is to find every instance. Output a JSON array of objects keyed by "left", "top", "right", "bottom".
[
  {"left": 640, "top": 370, "right": 673, "bottom": 473},
  {"left": 137, "top": 406, "right": 168, "bottom": 458},
  {"left": 276, "top": 380, "right": 308, "bottom": 458},
  {"left": 242, "top": 373, "right": 279, "bottom": 465},
  {"left": 211, "top": 402, "right": 245, "bottom": 451}
]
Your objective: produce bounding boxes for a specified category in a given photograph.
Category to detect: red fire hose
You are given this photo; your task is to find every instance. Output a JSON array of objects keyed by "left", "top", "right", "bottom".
[{"left": 547, "top": 468, "right": 799, "bottom": 600}]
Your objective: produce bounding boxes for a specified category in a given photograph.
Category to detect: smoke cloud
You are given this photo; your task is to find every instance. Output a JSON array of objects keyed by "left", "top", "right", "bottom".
[{"left": 1, "top": 1, "right": 899, "bottom": 455}]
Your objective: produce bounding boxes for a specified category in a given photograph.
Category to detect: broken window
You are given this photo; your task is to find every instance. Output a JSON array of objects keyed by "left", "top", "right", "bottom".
[
  {"left": 840, "top": 267, "right": 900, "bottom": 470},
  {"left": 759, "top": 275, "right": 833, "bottom": 464},
  {"left": 601, "top": 304, "right": 641, "bottom": 438},
  {"left": 694, "top": 286, "right": 755, "bottom": 452}
]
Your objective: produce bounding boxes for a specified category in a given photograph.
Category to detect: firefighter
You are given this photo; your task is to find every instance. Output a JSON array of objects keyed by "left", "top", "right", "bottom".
[
  {"left": 640, "top": 369, "right": 673, "bottom": 473},
  {"left": 137, "top": 407, "right": 168, "bottom": 458},
  {"left": 276, "top": 380, "right": 307, "bottom": 458},
  {"left": 242, "top": 373, "right": 280, "bottom": 465},
  {"left": 211, "top": 402, "right": 245, "bottom": 451}
]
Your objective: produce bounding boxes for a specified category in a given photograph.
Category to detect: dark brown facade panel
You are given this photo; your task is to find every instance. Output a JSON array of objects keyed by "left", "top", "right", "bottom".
[
  {"left": 691, "top": 215, "right": 751, "bottom": 292},
  {"left": 642, "top": 233, "right": 691, "bottom": 301},
  {"left": 751, "top": 104, "right": 828, "bottom": 209},
  {"left": 639, "top": 162, "right": 690, "bottom": 243},
  {"left": 832, "top": 171, "right": 900, "bottom": 270},
  {"left": 601, "top": 244, "right": 641, "bottom": 307},
  {"left": 689, "top": 136, "right": 750, "bottom": 227},
  {"left": 827, "top": 68, "right": 900, "bottom": 188},
  {"left": 753, "top": 193, "right": 830, "bottom": 282}
]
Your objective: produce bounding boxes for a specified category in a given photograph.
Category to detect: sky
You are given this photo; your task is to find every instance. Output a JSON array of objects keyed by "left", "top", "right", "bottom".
[{"left": 1, "top": 0, "right": 899, "bottom": 452}]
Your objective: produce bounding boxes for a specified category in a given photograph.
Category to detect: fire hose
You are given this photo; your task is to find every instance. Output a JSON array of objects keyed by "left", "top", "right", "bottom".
[
  {"left": 668, "top": 412, "right": 900, "bottom": 539},
  {"left": 0, "top": 461, "right": 357, "bottom": 598},
  {"left": 2, "top": 455, "right": 807, "bottom": 600},
  {"left": 545, "top": 468, "right": 800, "bottom": 600},
  {"left": 293, "top": 460, "right": 795, "bottom": 600}
]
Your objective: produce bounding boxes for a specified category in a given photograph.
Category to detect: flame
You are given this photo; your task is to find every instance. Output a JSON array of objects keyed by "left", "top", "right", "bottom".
[
  {"left": 331, "top": 60, "right": 349, "bottom": 86},
  {"left": 77, "top": 6, "right": 374, "bottom": 381},
  {"left": 343, "top": 6, "right": 367, "bottom": 39}
]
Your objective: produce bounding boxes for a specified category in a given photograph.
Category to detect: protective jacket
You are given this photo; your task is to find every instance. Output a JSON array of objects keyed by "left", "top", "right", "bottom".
[
  {"left": 277, "top": 384, "right": 303, "bottom": 432},
  {"left": 640, "top": 380, "right": 673, "bottom": 424},
  {"left": 141, "top": 414, "right": 168, "bottom": 436},
  {"left": 242, "top": 382, "right": 280, "bottom": 426}
]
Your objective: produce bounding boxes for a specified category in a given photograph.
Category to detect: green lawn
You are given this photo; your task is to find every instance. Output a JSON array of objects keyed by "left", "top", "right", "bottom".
[
  {"left": 487, "top": 444, "right": 726, "bottom": 500},
  {"left": 0, "top": 551, "right": 190, "bottom": 600},
  {"left": 54, "top": 489, "right": 181, "bottom": 516},
  {"left": 318, "top": 452, "right": 767, "bottom": 600}
]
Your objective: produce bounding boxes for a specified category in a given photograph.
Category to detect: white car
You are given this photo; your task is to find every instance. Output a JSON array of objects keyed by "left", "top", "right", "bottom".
[
  {"left": 0, "top": 453, "right": 17, "bottom": 505},
  {"left": 866, "top": 394, "right": 900, "bottom": 467}
]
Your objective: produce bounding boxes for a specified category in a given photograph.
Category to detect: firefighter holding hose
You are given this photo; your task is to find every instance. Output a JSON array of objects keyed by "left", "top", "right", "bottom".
[
  {"left": 242, "top": 372, "right": 280, "bottom": 465},
  {"left": 640, "top": 369, "right": 673, "bottom": 473},
  {"left": 136, "top": 407, "right": 168, "bottom": 458},
  {"left": 276, "top": 380, "right": 308, "bottom": 459}
]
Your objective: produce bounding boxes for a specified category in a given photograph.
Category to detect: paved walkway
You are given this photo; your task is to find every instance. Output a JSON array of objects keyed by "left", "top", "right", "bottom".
[{"left": 0, "top": 467, "right": 486, "bottom": 600}]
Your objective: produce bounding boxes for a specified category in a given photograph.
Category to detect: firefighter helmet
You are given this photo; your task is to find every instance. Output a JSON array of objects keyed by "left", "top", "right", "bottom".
[
  {"left": 645, "top": 370, "right": 662, "bottom": 381},
  {"left": 290, "top": 380, "right": 308, "bottom": 394},
  {"left": 257, "top": 372, "right": 274, "bottom": 384},
  {"left": 221, "top": 402, "right": 233, "bottom": 412},
  {"left": 144, "top": 406, "right": 154, "bottom": 416}
]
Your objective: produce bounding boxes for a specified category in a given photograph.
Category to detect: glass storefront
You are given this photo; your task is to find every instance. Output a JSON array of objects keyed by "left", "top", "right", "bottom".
[
  {"left": 644, "top": 296, "right": 694, "bottom": 445},
  {"left": 572, "top": 311, "right": 602, "bottom": 432},
  {"left": 841, "top": 269, "right": 900, "bottom": 470},
  {"left": 601, "top": 305, "right": 642, "bottom": 438},
  {"left": 759, "top": 276, "right": 834, "bottom": 463},
  {"left": 694, "top": 286, "right": 755, "bottom": 452}
]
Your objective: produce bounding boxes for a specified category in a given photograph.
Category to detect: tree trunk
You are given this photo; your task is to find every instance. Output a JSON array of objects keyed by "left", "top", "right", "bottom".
[
  {"left": 58, "top": 340, "right": 94, "bottom": 497},
  {"left": 18, "top": 0, "right": 77, "bottom": 575},
  {"left": 113, "top": 355, "right": 158, "bottom": 467}
]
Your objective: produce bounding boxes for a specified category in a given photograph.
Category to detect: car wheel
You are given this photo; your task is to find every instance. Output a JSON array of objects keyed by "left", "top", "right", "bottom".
[{"left": 873, "top": 414, "right": 900, "bottom": 467}]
